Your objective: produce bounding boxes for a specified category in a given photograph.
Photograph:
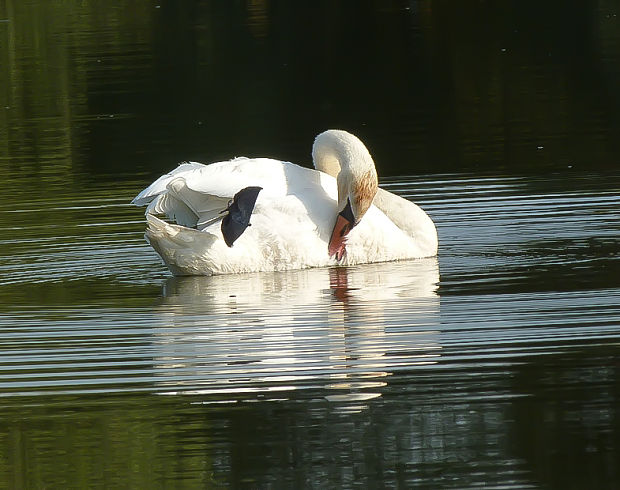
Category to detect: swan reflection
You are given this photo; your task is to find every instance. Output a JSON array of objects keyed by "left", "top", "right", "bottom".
[{"left": 153, "top": 259, "right": 441, "bottom": 409}]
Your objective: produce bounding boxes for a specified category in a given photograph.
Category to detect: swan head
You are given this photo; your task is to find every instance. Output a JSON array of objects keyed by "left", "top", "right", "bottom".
[{"left": 312, "top": 130, "right": 378, "bottom": 260}]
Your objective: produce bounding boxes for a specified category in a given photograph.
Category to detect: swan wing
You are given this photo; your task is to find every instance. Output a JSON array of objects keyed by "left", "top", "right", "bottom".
[
  {"left": 131, "top": 162, "right": 206, "bottom": 205},
  {"left": 132, "top": 158, "right": 336, "bottom": 230}
]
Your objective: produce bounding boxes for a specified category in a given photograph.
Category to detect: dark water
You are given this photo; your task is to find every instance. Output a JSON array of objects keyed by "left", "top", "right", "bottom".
[{"left": 1, "top": 1, "right": 619, "bottom": 488}]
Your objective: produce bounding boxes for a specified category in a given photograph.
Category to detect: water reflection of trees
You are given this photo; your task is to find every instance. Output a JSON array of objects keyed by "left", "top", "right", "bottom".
[
  {"left": 1, "top": 1, "right": 619, "bottom": 183},
  {"left": 0, "top": 2, "right": 157, "bottom": 183},
  {"left": 2, "top": 343, "right": 617, "bottom": 488},
  {"left": 509, "top": 347, "right": 620, "bottom": 489}
]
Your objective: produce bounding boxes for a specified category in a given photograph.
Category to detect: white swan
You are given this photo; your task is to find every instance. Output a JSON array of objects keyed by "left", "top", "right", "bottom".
[{"left": 132, "top": 130, "right": 438, "bottom": 275}]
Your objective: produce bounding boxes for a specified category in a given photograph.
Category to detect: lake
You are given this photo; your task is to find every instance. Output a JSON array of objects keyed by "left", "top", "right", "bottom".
[{"left": 1, "top": 1, "right": 619, "bottom": 488}]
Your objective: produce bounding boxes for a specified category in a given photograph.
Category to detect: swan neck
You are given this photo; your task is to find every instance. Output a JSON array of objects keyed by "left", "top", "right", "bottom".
[
  {"left": 312, "top": 130, "right": 378, "bottom": 220},
  {"left": 312, "top": 142, "right": 341, "bottom": 178},
  {"left": 312, "top": 130, "right": 374, "bottom": 179}
]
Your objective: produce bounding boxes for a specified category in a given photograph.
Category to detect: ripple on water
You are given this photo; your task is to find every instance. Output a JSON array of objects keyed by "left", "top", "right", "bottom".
[{"left": 0, "top": 173, "right": 618, "bottom": 408}]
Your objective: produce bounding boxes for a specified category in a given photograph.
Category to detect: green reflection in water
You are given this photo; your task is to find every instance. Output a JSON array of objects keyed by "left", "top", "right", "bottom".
[
  {"left": 1, "top": 0, "right": 620, "bottom": 180},
  {"left": 1, "top": 343, "right": 618, "bottom": 489},
  {"left": 0, "top": 1, "right": 619, "bottom": 488},
  {"left": 0, "top": 395, "right": 221, "bottom": 488}
]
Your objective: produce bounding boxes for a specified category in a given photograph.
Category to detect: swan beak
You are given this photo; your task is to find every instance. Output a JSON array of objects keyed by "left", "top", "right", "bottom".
[
  {"left": 328, "top": 199, "right": 355, "bottom": 260},
  {"left": 328, "top": 215, "right": 352, "bottom": 260}
]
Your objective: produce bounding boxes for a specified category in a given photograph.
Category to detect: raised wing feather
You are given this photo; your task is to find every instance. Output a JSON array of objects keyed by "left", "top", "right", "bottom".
[{"left": 132, "top": 162, "right": 205, "bottom": 206}]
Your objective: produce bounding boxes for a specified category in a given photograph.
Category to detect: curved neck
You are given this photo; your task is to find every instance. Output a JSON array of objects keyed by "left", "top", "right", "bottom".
[
  {"left": 312, "top": 131, "right": 345, "bottom": 178},
  {"left": 312, "top": 130, "right": 377, "bottom": 178},
  {"left": 312, "top": 130, "right": 378, "bottom": 220}
]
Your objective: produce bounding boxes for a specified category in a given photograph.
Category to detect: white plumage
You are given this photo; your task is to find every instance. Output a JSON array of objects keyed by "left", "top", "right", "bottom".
[{"left": 132, "top": 130, "right": 438, "bottom": 275}]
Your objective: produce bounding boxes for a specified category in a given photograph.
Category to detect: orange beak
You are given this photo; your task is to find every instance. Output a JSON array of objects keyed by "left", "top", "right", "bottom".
[{"left": 328, "top": 214, "right": 353, "bottom": 261}]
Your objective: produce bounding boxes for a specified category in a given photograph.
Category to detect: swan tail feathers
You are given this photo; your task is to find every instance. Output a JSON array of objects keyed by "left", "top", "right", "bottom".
[
  {"left": 145, "top": 192, "right": 198, "bottom": 228},
  {"left": 145, "top": 214, "right": 219, "bottom": 276},
  {"left": 133, "top": 162, "right": 230, "bottom": 229}
]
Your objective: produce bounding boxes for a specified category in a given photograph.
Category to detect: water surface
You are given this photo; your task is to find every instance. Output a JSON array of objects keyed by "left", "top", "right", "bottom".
[
  {"left": 1, "top": 172, "right": 618, "bottom": 488},
  {"left": 1, "top": 1, "right": 619, "bottom": 488}
]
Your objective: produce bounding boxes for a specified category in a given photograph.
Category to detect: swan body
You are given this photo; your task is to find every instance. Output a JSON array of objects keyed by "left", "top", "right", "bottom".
[{"left": 133, "top": 130, "right": 438, "bottom": 275}]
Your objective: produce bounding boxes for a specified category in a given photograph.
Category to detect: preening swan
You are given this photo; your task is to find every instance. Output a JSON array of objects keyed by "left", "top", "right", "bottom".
[{"left": 132, "top": 130, "right": 438, "bottom": 275}]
